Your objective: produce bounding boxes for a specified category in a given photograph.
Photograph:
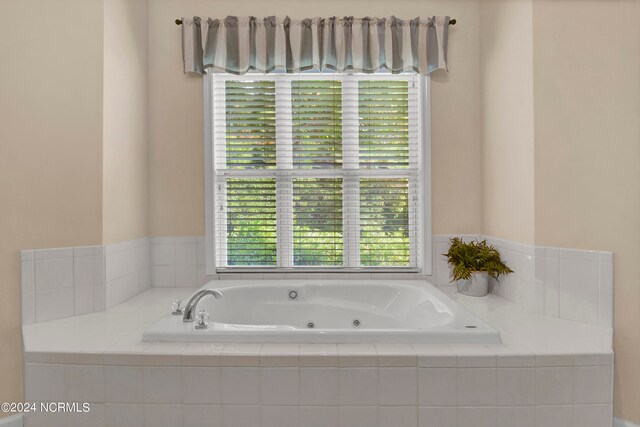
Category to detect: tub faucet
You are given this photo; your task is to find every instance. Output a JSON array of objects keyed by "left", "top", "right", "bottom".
[{"left": 183, "top": 289, "right": 223, "bottom": 322}]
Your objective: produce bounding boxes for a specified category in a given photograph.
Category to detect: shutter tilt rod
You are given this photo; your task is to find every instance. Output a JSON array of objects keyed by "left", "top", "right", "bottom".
[{"left": 174, "top": 18, "right": 457, "bottom": 25}]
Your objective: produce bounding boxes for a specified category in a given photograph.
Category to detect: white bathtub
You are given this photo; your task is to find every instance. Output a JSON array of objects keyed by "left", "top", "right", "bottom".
[{"left": 143, "top": 280, "right": 500, "bottom": 343}]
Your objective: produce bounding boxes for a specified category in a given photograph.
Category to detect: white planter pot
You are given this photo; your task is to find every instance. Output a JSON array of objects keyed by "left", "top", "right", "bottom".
[{"left": 456, "top": 271, "right": 489, "bottom": 297}]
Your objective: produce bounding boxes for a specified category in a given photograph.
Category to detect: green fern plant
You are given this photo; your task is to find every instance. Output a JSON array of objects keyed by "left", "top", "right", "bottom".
[{"left": 443, "top": 238, "right": 514, "bottom": 282}]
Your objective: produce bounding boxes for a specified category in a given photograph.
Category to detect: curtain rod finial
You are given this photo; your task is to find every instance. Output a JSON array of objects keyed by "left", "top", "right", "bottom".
[{"left": 175, "top": 19, "right": 183, "bottom": 25}]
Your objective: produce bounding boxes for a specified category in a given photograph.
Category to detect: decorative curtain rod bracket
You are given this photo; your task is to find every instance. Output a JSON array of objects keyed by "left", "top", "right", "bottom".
[{"left": 175, "top": 18, "right": 457, "bottom": 25}]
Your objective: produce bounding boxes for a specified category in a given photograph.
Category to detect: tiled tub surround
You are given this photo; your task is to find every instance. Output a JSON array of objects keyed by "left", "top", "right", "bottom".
[
  {"left": 21, "top": 238, "right": 150, "bottom": 325},
  {"left": 21, "top": 234, "right": 613, "bottom": 329},
  {"left": 22, "top": 287, "right": 613, "bottom": 427},
  {"left": 432, "top": 235, "right": 614, "bottom": 328}
]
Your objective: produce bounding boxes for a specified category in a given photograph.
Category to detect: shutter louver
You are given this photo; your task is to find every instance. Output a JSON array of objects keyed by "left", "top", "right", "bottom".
[
  {"left": 293, "top": 178, "right": 343, "bottom": 266},
  {"left": 212, "top": 75, "right": 422, "bottom": 271},
  {"left": 292, "top": 80, "right": 343, "bottom": 169}
]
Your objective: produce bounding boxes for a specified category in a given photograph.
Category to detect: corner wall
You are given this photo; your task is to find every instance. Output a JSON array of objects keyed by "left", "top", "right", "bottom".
[
  {"left": 480, "top": 0, "right": 535, "bottom": 244},
  {"left": 103, "top": 0, "right": 150, "bottom": 244},
  {"left": 532, "top": 0, "right": 640, "bottom": 422},
  {"left": 0, "top": 0, "right": 105, "bottom": 414}
]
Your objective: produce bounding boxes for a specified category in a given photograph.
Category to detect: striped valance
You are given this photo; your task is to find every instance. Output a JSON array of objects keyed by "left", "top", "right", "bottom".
[{"left": 181, "top": 16, "right": 450, "bottom": 75}]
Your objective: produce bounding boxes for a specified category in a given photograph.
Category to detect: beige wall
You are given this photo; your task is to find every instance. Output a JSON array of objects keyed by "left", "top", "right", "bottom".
[
  {"left": 480, "top": 0, "right": 535, "bottom": 244},
  {"left": 1, "top": 0, "right": 639, "bottom": 423},
  {"left": 0, "top": 0, "right": 105, "bottom": 413},
  {"left": 532, "top": 0, "right": 640, "bottom": 422},
  {"left": 103, "top": 0, "right": 150, "bottom": 244},
  {"left": 148, "top": 0, "right": 484, "bottom": 237}
]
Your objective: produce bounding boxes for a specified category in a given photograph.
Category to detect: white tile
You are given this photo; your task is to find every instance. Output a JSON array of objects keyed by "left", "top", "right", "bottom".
[
  {"left": 599, "top": 261, "right": 613, "bottom": 296},
  {"left": 496, "top": 406, "right": 535, "bottom": 427},
  {"left": 375, "top": 344, "right": 417, "bottom": 367},
  {"left": 94, "top": 254, "right": 105, "bottom": 284},
  {"left": 35, "top": 287, "right": 74, "bottom": 322},
  {"left": 220, "top": 367, "right": 260, "bottom": 404},
  {"left": 535, "top": 354, "right": 574, "bottom": 367},
  {"left": 152, "top": 266, "right": 175, "bottom": 287},
  {"left": 182, "top": 405, "right": 222, "bottom": 427},
  {"left": 221, "top": 405, "right": 259, "bottom": 427},
  {"left": 175, "top": 243, "right": 197, "bottom": 265},
  {"left": 104, "top": 365, "right": 143, "bottom": 403},
  {"left": 457, "top": 407, "right": 496, "bottom": 427},
  {"left": 221, "top": 343, "right": 261, "bottom": 366},
  {"left": 260, "top": 367, "right": 300, "bottom": 405},
  {"left": 456, "top": 368, "right": 497, "bottom": 406},
  {"left": 67, "top": 403, "right": 105, "bottom": 427},
  {"left": 25, "top": 411, "right": 66, "bottom": 427},
  {"left": 105, "top": 404, "right": 144, "bottom": 427},
  {"left": 338, "top": 344, "right": 377, "bottom": 367},
  {"left": 301, "top": 406, "right": 339, "bottom": 427},
  {"left": 35, "top": 257, "right": 73, "bottom": 290},
  {"left": 418, "top": 406, "right": 456, "bottom": 427},
  {"left": 573, "top": 353, "right": 613, "bottom": 366},
  {"left": 21, "top": 249, "right": 35, "bottom": 261},
  {"left": 544, "top": 286, "right": 559, "bottom": 317},
  {"left": 378, "top": 367, "right": 417, "bottom": 405},
  {"left": 573, "top": 365, "right": 613, "bottom": 404},
  {"left": 182, "top": 367, "right": 222, "bottom": 404},
  {"left": 94, "top": 281, "right": 106, "bottom": 312},
  {"left": 535, "top": 405, "right": 572, "bottom": 427},
  {"left": 25, "top": 363, "right": 66, "bottom": 401},
  {"left": 559, "top": 257, "right": 599, "bottom": 296},
  {"left": 74, "top": 285, "right": 94, "bottom": 315},
  {"left": 497, "top": 368, "right": 535, "bottom": 406},
  {"left": 559, "top": 289, "right": 599, "bottom": 325},
  {"left": 35, "top": 247, "right": 73, "bottom": 260},
  {"left": 74, "top": 255, "right": 95, "bottom": 287},
  {"left": 560, "top": 248, "right": 599, "bottom": 261},
  {"left": 66, "top": 364, "right": 104, "bottom": 402},
  {"left": 261, "top": 343, "right": 299, "bottom": 366},
  {"left": 300, "top": 367, "right": 339, "bottom": 406},
  {"left": 142, "top": 366, "right": 182, "bottom": 404},
  {"left": 21, "top": 260, "right": 35, "bottom": 294},
  {"left": 535, "top": 367, "right": 573, "bottom": 405},
  {"left": 175, "top": 265, "right": 197, "bottom": 286},
  {"left": 339, "top": 368, "right": 378, "bottom": 405},
  {"left": 572, "top": 404, "right": 612, "bottom": 427},
  {"left": 153, "top": 243, "right": 174, "bottom": 266},
  {"left": 599, "top": 296, "right": 613, "bottom": 328},
  {"left": 197, "top": 240, "right": 207, "bottom": 265},
  {"left": 143, "top": 404, "right": 184, "bottom": 427},
  {"left": 339, "top": 406, "right": 378, "bottom": 427},
  {"left": 418, "top": 368, "right": 456, "bottom": 406},
  {"left": 378, "top": 406, "right": 417, "bottom": 427},
  {"left": 260, "top": 406, "right": 300, "bottom": 427},
  {"left": 22, "top": 292, "right": 35, "bottom": 324},
  {"left": 299, "top": 344, "right": 339, "bottom": 367}
]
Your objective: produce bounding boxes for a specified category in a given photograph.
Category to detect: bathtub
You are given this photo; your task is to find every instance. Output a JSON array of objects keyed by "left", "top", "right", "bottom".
[{"left": 143, "top": 280, "right": 500, "bottom": 343}]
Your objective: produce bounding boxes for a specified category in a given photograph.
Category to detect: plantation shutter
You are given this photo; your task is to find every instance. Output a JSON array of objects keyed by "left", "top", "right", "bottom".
[
  {"left": 358, "top": 79, "right": 420, "bottom": 267},
  {"left": 212, "top": 74, "right": 422, "bottom": 270}
]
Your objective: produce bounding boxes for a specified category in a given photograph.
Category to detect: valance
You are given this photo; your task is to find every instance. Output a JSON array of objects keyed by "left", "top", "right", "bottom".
[{"left": 181, "top": 16, "right": 450, "bottom": 75}]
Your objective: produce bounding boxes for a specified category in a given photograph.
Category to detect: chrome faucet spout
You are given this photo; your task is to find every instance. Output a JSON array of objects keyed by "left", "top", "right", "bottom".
[{"left": 183, "top": 289, "right": 223, "bottom": 322}]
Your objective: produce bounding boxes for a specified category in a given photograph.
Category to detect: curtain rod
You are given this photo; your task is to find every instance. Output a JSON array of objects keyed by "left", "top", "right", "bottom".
[{"left": 174, "top": 18, "right": 457, "bottom": 25}]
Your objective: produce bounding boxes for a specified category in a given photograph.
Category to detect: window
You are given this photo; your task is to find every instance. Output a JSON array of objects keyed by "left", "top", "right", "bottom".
[{"left": 205, "top": 74, "right": 430, "bottom": 272}]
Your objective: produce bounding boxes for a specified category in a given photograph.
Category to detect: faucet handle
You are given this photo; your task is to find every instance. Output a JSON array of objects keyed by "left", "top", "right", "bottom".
[
  {"left": 171, "top": 300, "right": 184, "bottom": 315},
  {"left": 194, "top": 309, "right": 210, "bottom": 330}
]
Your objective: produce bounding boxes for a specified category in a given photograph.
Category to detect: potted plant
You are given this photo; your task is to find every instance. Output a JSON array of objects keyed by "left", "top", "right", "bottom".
[{"left": 443, "top": 237, "right": 513, "bottom": 297}]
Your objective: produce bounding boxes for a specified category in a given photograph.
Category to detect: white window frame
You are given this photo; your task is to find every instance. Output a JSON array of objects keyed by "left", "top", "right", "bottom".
[{"left": 204, "top": 73, "right": 432, "bottom": 275}]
